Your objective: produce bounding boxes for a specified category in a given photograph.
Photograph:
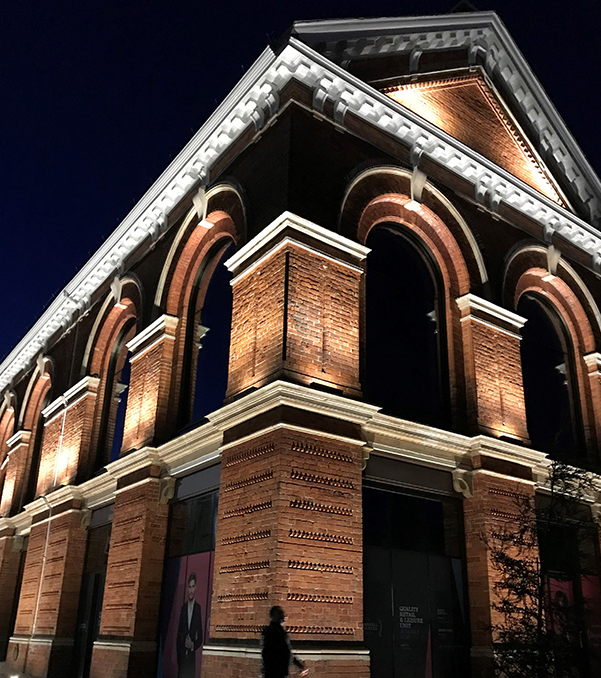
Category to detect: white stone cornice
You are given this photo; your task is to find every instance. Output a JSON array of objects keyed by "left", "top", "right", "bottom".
[
  {"left": 23, "top": 484, "right": 84, "bottom": 521},
  {"left": 2, "top": 20, "right": 601, "bottom": 399},
  {"left": 41, "top": 375, "right": 100, "bottom": 422},
  {"left": 456, "top": 293, "right": 527, "bottom": 335},
  {"left": 104, "top": 447, "right": 161, "bottom": 481},
  {"left": 6, "top": 429, "right": 31, "bottom": 450},
  {"left": 225, "top": 211, "right": 370, "bottom": 277},
  {"left": 293, "top": 14, "right": 601, "bottom": 224},
  {"left": 126, "top": 314, "right": 179, "bottom": 359},
  {"left": 206, "top": 379, "right": 381, "bottom": 432}
]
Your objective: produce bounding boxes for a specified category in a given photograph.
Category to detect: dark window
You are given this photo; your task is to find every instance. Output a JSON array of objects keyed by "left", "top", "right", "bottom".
[
  {"left": 519, "top": 294, "right": 580, "bottom": 456},
  {"left": 166, "top": 490, "right": 219, "bottom": 559},
  {"left": 365, "top": 226, "right": 449, "bottom": 428},
  {"left": 95, "top": 318, "right": 136, "bottom": 472},
  {"left": 363, "top": 484, "right": 469, "bottom": 677},
  {"left": 179, "top": 242, "right": 235, "bottom": 428}
]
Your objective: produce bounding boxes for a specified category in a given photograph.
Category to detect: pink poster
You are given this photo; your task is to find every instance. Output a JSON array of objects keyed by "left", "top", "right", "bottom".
[
  {"left": 546, "top": 578, "right": 574, "bottom": 636},
  {"left": 158, "top": 552, "right": 215, "bottom": 678},
  {"left": 581, "top": 575, "right": 601, "bottom": 664}
]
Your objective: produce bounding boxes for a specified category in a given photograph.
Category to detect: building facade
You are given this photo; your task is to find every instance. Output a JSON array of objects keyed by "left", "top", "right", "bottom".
[{"left": 2, "top": 11, "right": 601, "bottom": 678}]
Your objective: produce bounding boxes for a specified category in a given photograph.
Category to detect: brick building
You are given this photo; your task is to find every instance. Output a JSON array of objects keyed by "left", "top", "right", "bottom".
[{"left": 1, "top": 10, "right": 601, "bottom": 678}]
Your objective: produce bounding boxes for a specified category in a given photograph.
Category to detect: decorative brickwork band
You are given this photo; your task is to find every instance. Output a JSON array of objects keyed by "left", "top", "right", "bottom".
[
  {"left": 289, "top": 529, "right": 353, "bottom": 544},
  {"left": 217, "top": 592, "right": 269, "bottom": 602},
  {"left": 219, "top": 560, "right": 270, "bottom": 573},
  {"left": 223, "top": 443, "right": 274, "bottom": 467},
  {"left": 288, "top": 560, "right": 353, "bottom": 574},
  {"left": 290, "top": 469, "right": 354, "bottom": 489},
  {"left": 287, "top": 592, "right": 353, "bottom": 604},
  {"left": 222, "top": 500, "right": 272, "bottom": 518},
  {"left": 221, "top": 530, "right": 271, "bottom": 545},
  {"left": 224, "top": 470, "right": 273, "bottom": 491},
  {"left": 290, "top": 441, "right": 353, "bottom": 463},
  {"left": 289, "top": 499, "right": 352, "bottom": 516}
]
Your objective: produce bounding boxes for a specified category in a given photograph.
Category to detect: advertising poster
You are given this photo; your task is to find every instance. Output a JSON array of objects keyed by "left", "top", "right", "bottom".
[
  {"left": 546, "top": 578, "right": 574, "bottom": 636},
  {"left": 157, "top": 552, "right": 215, "bottom": 678},
  {"left": 581, "top": 574, "right": 601, "bottom": 671}
]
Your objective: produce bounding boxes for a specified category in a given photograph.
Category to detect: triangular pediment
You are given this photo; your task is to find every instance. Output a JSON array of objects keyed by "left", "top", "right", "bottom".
[{"left": 384, "top": 74, "right": 565, "bottom": 205}]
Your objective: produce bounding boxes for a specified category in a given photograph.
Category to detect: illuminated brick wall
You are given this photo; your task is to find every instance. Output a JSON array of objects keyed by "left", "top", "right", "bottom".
[
  {"left": 203, "top": 425, "right": 367, "bottom": 678},
  {"left": 226, "top": 214, "right": 368, "bottom": 399}
]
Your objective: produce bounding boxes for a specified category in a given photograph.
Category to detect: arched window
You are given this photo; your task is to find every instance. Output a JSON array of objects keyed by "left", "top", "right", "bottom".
[
  {"left": 179, "top": 241, "right": 235, "bottom": 428},
  {"left": 519, "top": 294, "right": 581, "bottom": 456},
  {"left": 94, "top": 319, "right": 136, "bottom": 469},
  {"left": 365, "top": 225, "right": 449, "bottom": 428}
]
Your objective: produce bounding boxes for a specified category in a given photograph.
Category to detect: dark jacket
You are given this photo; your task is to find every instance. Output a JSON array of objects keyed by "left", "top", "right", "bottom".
[
  {"left": 261, "top": 621, "right": 304, "bottom": 678},
  {"left": 176, "top": 600, "right": 202, "bottom": 678}
]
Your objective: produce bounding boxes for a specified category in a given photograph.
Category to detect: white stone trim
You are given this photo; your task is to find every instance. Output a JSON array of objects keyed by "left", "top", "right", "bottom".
[
  {"left": 126, "top": 314, "right": 178, "bottom": 357},
  {"left": 1, "top": 24, "right": 601, "bottom": 394},
  {"left": 41, "top": 376, "right": 100, "bottom": 422},
  {"left": 456, "top": 293, "right": 527, "bottom": 331},
  {"left": 225, "top": 211, "right": 370, "bottom": 275},
  {"left": 230, "top": 236, "right": 365, "bottom": 286},
  {"left": 293, "top": 14, "right": 601, "bottom": 223},
  {"left": 207, "top": 379, "right": 380, "bottom": 432},
  {"left": 6, "top": 429, "right": 31, "bottom": 449}
]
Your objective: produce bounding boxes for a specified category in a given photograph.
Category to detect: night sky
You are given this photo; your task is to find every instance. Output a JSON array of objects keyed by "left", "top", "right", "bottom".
[{"left": 1, "top": 0, "right": 600, "bottom": 364}]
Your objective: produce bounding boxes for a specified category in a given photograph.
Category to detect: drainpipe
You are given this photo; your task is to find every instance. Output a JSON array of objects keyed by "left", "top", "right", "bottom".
[{"left": 31, "top": 494, "right": 53, "bottom": 638}]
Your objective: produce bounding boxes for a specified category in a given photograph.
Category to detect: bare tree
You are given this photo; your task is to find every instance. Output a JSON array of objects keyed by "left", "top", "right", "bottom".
[{"left": 486, "top": 459, "right": 599, "bottom": 678}]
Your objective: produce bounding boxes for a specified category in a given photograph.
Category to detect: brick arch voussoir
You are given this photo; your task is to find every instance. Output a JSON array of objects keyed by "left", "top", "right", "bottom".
[
  {"left": 358, "top": 194, "right": 471, "bottom": 297},
  {"left": 0, "top": 407, "right": 15, "bottom": 464},
  {"left": 513, "top": 268, "right": 595, "bottom": 355},
  {"left": 89, "top": 298, "right": 138, "bottom": 378},
  {"left": 166, "top": 211, "right": 238, "bottom": 318},
  {"left": 22, "top": 373, "right": 52, "bottom": 433}
]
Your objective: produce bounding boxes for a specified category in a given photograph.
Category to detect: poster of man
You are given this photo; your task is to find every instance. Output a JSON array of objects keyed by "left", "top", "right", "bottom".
[
  {"left": 157, "top": 552, "right": 214, "bottom": 678},
  {"left": 177, "top": 571, "right": 203, "bottom": 678}
]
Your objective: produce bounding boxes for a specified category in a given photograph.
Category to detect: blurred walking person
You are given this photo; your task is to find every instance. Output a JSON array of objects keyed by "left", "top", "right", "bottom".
[{"left": 261, "top": 606, "right": 309, "bottom": 678}]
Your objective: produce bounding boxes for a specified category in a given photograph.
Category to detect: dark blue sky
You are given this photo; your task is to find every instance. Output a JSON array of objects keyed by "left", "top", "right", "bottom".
[{"left": 1, "top": 0, "right": 600, "bottom": 364}]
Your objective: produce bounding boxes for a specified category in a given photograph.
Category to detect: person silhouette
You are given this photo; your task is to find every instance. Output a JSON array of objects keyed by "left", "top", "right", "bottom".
[
  {"left": 261, "top": 606, "right": 309, "bottom": 678},
  {"left": 176, "top": 572, "right": 202, "bottom": 678}
]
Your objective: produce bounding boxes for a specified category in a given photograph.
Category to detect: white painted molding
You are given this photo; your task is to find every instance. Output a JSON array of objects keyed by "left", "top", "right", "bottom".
[
  {"left": 1, "top": 23, "right": 601, "bottom": 394},
  {"left": 126, "top": 314, "right": 178, "bottom": 358},
  {"left": 41, "top": 376, "right": 100, "bottom": 422},
  {"left": 6, "top": 429, "right": 31, "bottom": 449},
  {"left": 584, "top": 352, "right": 601, "bottom": 371},
  {"left": 293, "top": 14, "right": 601, "bottom": 225},
  {"left": 224, "top": 211, "right": 370, "bottom": 276},
  {"left": 456, "top": 293, "right": 527, "bottom": 331}
]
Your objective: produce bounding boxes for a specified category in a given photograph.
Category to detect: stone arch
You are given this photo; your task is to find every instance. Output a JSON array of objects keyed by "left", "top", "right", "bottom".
[
  {"left": 0, "top": 394, "right": 16, "bottom": 509},
  {"left": 350, "top": 187, "right": 474, "bottom": 430},
  {"left": 505, "top": 249, "right": 600, "bottom": 455},
  {"left": 340, "top": 165, "right": 487, "bottom": 289},
  {"left": 84, "top": 279, "right": 141, "bottom": 475},
  {"left": 1, "top": 358, "right": 53, "bottom": 514},
  {"left": 155, "top": 183, "right": 245, "bottom": 311}
]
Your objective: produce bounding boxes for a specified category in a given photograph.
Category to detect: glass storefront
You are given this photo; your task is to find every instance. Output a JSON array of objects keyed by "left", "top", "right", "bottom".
[
  {"left": 363, "top": 484, "right": 470, "bottom": 678},
  {"left": 157, "top": 469, "right": 219, "bottom": 678}
]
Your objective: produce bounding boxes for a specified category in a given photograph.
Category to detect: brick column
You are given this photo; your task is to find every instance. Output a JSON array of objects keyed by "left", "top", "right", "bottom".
[
  {"left": 224, "top": 211, "right": 369, "bottom": 400},
  {"left": 0, "top": 521, "right": 24, "bottom": 660},
  {"left": 36, "top": 377, "right": 100, "bottom": 497},
  {"left": 458, "top": 440, "right": 537, "bottom": 677},
  {"left": 6, "top": 490, "right": 88, "bottom": 678},
  {"left": 0, "top": 430, "right": 32, "bottom": 516},
  {"left": 203, "top": 419, "right": 368, "bottom": 678},
  {"left": 457, "top": 294, "right": 529, "bottom": 443},
  {"left": 89, "top": 452, "right": 170, "bottom": 678},
  {"left": 121, "top": 315, "right": 179, "bottom": 452}
]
